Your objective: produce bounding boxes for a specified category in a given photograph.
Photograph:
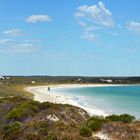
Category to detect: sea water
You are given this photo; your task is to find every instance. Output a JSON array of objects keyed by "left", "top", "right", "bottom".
[{"left": 55, "top": 85, "right": 140, "bottom": 118}]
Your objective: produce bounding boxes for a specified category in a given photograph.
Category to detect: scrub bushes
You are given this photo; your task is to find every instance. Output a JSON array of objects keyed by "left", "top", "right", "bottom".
[
  {"left": 79, "top": 127, "right": 92, "bottom": 137},
  {"left": 106, "top": 114, "right": 135, "bottom": 123}
]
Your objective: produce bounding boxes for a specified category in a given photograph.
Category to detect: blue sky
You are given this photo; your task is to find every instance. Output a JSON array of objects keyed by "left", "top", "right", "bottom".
[{"left": 0, "top": 0, "right": 140, "bottom": 76}]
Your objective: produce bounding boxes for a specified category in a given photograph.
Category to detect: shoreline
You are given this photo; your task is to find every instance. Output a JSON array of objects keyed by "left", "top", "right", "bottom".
[{"left": 25, "top": 84, "right": 140, "bottom": 117}]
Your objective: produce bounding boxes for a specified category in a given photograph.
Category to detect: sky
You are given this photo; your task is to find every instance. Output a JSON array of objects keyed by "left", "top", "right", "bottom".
[{"left": 0, "top": 0, "right": 140, "bottom": 76}]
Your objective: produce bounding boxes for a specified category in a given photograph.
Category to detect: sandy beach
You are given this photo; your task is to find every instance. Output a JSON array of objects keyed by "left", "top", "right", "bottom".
[{"left": 26, "top": 84, "right": 123, "bottom": 116}]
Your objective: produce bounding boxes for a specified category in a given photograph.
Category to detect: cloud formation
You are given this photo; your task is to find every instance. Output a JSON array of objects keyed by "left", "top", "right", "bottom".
[
  {"left": 75, "top": 1, "right": 114, "bottom": 41},
  {"left": 127, "top": 21, "right": 140, "bottom": 35},
  {"left": 0, "top": 39, "right": 15, "bottom": 45},
  {"left": 0, "top": 39, "right": 38, "bottom": 53},
  {"left": 3, "top": 29, "right": 24, "bottom": 36},
  {"left": 81, "top": 32, "right": 98, "bottom": 41},
  {"left": 10, "top": 43, "right": 37, "bottom": 53},
  {"left": 26, "top": 14, "right": 52, "bottom": 23},
  {"left": 75, "top": 1, "right": 114, "bottom": 28}
]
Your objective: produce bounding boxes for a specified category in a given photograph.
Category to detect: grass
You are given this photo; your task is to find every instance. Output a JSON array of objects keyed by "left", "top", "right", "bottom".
[{"left": 0, "top": 84, "right": 33, "bottom": 98}]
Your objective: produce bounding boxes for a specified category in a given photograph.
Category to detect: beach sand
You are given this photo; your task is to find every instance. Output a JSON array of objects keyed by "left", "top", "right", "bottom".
[{"left": 25, "top": 84, "right": 122, "bottom": 116}]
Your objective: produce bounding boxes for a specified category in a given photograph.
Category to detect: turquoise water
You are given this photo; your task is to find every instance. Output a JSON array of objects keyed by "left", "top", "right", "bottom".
[{"left": 57, "top": 86, "right": 140, "bottom": 118}]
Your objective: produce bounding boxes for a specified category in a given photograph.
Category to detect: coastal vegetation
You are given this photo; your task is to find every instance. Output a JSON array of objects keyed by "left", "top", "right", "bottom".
[
  {"left": 105, "top": 114, "right": 135, "bottom": 123},
  {"left": 79, "top": 114, "right": 137, "bottom": 138},
  {"left": 0, "top": 76, "right": 140, "bottom": 140},
  {"left": 1, "top": 76, "right": 140, "bottom": 86}
]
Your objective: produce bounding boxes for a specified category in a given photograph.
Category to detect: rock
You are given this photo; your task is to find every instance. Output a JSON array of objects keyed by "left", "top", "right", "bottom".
[{"left": 46, "top": 114, "right": 59, "bottom": 122}]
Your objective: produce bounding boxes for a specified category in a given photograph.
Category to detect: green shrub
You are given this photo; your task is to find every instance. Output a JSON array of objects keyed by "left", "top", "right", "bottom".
[
  {"left": 79, "top": 127, "right": 92, "bottom": 137},
  {"left": 119, "top": 114, "right": 135, "bottom": 123},
  {"left": 2, "top": 125, "right": 11, "bottom": 135},
  {"left": 39, "top": 127, "right": 48, "bottom": 135},
  {"left": 106, "top": 114, "right": 135, "bottom": 123},
  {"left": 46, "top": 132, "right": 57, "bottom": 140},
  {"left": 87, "top": 120, "right": 102, "bottom": 131},
  {"left": 40, "top": 102, "right": 51, "bottom": 110},
  {"left": 2, "top": 122, "right": 22, "bottom": 136},
  {"left": 105, "top": 114, "right": 120, "bottom": 122},
  {"left": 39, "top": 121, "right": 48, "bottom": 128},
  {"left": 39, "top": 121, "right": 48, "bottom": 135},
  {"left": 21, "top": 101, "right": 40, "bottom": 112},
  {"left": 10, "top": 121, "right": 22, "bottom": 131},
  {"left": 86, "top": 116, "right": 106, "bottom": 131},
  {"left": 6, "top": 101, "right": 40, "bottom": 120},
  {"left": 6, "top": 108, "right": 27, "bottom": 120}
]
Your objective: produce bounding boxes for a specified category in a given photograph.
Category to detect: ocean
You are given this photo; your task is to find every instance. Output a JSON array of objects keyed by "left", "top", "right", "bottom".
[{"left": 55, "top": 85, "right": 140, "bottom": 118}]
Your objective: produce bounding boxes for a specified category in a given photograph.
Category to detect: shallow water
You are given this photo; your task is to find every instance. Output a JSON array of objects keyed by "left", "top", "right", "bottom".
[{"left": 55, "top": 86, "right": 140, "bottom": 118}]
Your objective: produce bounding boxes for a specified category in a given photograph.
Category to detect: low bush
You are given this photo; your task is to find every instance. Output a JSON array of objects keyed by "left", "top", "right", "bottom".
[
  {"left": 119, "top": 114, "right": 135, "bottom": 123},
  {"left": 40, "top": 102, "right": 51, "bottom": 110},
  {"left": 87, "top": 120, "right": 102, "bottom": 131},
  {"left": 86, "top": 116, "right": 106, "bottom": 131},
  {"left": 46, "top": 132, "right": 57, "bottom": 140},
  {"left": 39, "top": 127, "right": 48, "bottom": 135},
  {"left": 2, "top": 122, "right": 22, "bottom": 138},
  {"left": 106, "top": 114, "right": 135, "bottom": 123},
  {"left": 79, "top": 127, "right": 92, "bottom": 137},
  {"left": 105, "top": 114, "right": 120, "bottom": 122},
  {"left": 6, "top": 101, "right": 40, "bottom": 121},
  {"left": 39, "top": 121, "right": 48, "bottom": 135},
  {"left": 39, "top": 121, "right": 48, "bottom": 128},
  {"left": 6, "top": 108, "right": 27, "bottom": 121}
]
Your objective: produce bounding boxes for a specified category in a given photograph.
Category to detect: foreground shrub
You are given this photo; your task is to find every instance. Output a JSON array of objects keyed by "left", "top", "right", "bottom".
[
  {"left": 2, "top": 122, "right": 22, "bottom": 138},
  {"left": 105, "top": 114, "right": 120, "bottom": 122},
  {"left": 86, "top": 116, "right": 106, "bottom": 131},
  {"left": 79, "top": 127, "right": 92, "bottom": 137},
  {"left": 6, "top": 108, "right": 27, "bottom": 121},
  {"left": 39, "top": 121, "right": 48, "bottom": 135},
  {"left": 46, "top": 132, "right": 57, "bottom": 140},
  {"left": 6, "top": 101, "right": 40, "bottom": 121},
  {"left": 40, "top": 102, "right": 51, "bottom": 109},
  {"left": 39, "top": 127, "right": 48, "bottom": 135},
  {"left": 87, "top": 120, "right": 102, "bottom": 131},
  {"left": 106, "top": 114, "right": 135, "bottom": 123},
  {"left": 119, "top": 114, "right": 135, "bottom": 123}
]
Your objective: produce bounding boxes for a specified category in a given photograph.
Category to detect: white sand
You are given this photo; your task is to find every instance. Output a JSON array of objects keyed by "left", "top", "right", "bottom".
[{"left": 25, "top": 84, "right": 123, "bottom": 116}]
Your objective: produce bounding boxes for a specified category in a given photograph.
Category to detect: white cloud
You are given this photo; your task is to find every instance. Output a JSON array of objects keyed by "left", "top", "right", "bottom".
[
  {"left": 75, "top": 1, "right": 114, "bottom": 41},
  {"left": 127, "top": 21, "right": 140, "bottom": 35},
  {"left": 24, "top": 39, "right": 43, "bottom": 43},
  {"left": 0, "top": 39, "right": 38, "bottom": 53},
  {"left": 81, "top": 32, "right": 98, "bottom": 41},
  {"left": 110, "top": 31, "right": 118, "bottom": 36},
  {"left": 0, "top": 39, "right": 15, "bottom": 45},
  {"left": 75, "top": 1, "right": 114, "bottom": 28},
  {"left": 85, "top": 26, "right": 103, "bottom": 32},
  {"left": 3, "top": 29, "right": 24, "bottom": 36},
  {"left": 26, "top": 14, "right": 52, "bottom": 23},
  {"left": 10, "top": 43, "right": 37, "bottom": 53}
]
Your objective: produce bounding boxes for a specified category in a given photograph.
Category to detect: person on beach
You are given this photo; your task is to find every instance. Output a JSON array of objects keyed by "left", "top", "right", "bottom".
[{"left": 48, "top": 87, "right": 50, "bottom": 91}]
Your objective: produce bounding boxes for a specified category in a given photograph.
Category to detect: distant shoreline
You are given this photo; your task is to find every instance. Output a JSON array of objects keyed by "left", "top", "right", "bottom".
[{"left": 25, "top": 84, "right": 140, "bottom": 116}]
